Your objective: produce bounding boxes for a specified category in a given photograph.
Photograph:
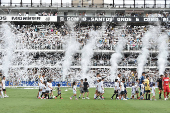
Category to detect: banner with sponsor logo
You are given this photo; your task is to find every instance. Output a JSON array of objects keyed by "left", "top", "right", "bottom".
[
  {"left": 0, "top": 16, "right": 57, "bottom": 22},
  {"left": 57, "top": 16, "right": 169, "bottom": 22},
  {"left": 0, "top": 16, "right": 169, "bottom": 22}
]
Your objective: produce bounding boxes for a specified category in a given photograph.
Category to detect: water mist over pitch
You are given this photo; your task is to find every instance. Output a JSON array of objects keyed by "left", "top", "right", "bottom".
[
  {"left": 157, "top": 34, "right": 169, "bottom": 75},
  {"left": 62, "top": 21, "right": 80, "bottom": 81},
  {"left": 110, "top": 37, "right": 127, "bottom": 82},
  {"left": 137, "top": 26, "right": 159, "bottom": 78},
  {"left": 0, "top": 23, "right": 16, "bottom": 77},
  {"left": 81, "top": 25, "right": 105, "bottom": 79}
]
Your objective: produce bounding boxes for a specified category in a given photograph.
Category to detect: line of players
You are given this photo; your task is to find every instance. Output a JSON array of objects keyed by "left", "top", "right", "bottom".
[
  {"left": 0, "top": 76, "right": 9, "bottom": 98},
  {"left": 37, "top": 72, "right": 170, "bottom": 100},
  {"left": 108, "top": 72, "right": 170, "bottom": 101},
  {"left": 37, "top": 74, "right": 91, "bottom": 100}
]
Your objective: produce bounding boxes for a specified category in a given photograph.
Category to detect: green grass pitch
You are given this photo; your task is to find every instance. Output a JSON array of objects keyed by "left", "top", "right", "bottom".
[{"left": 1, "top": 87, "right": 170, "bottom": 113}]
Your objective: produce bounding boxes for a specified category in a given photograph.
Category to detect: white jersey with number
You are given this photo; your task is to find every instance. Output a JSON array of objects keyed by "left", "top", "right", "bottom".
[{"left": 2, "top": 79, "right": 5, "bottom": 89}]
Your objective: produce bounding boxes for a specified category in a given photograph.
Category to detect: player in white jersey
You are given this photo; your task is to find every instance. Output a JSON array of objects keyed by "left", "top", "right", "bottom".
[
  {"left": 70, "top": 81, "right": 78, "bottom": 100},
  {"left": 131, "top": 83, "right": 136, "bottom": 99},
  {"left": 49, "top": 79, "right": 54, "bottom": 99},
  {"left": 2, "top": 76, "right": 8, "bottom": 97},
  {"left": 135, "top": 79, "right": 139, "bottom": 99},
  {"left": 116, "top": 74, "right": 121, "bottom": 98},
  {"left": 116, "top": 74, "right": 121, "bottom": 85},
  {"left": 95, "top": 79, "right": 103, "bottom": 100},
  {"left": 94, "top": 73, "right": 100, "bottom": 99},
  {"left": 120, "top": 78, "right": 127, "bottom": 100},
  {"left": 38, "top": 74, "right": 45, "bottom": 99},
  {"left": 41, "top": 81, "right": 46, "bottom": 99},
  {"left": 150, "top": 83, "right": 156, "bottom": 101},
  {"left": 139, "top": 80, "right": 145, "bottom": 100},
  {"left": 111, "top": 79, "right": 118, "bottom": 100},
  {"left": 46, "top": 80, "right": 53, "bottom": 99},
  {"left": 0, "top": 81, "right": 3, "bottom": 98},
  {"left": 101, "top": 78, "right": 105, "bottom": 96}
]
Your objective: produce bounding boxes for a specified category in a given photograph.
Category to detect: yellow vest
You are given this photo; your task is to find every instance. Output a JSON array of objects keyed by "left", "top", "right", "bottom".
[{"left": 145, "top": 79, "right": 150, "bottom": 90}]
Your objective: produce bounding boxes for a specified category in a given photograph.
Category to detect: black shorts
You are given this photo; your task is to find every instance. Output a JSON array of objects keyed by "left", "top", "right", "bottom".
[
  {"left": 145, "top": 90, "right": 150, "bottom": 93},
  {"left": 136, "top": 91, "right": 139, "bottom": 93},
  {"left": 114, "top": 90, "right": 118, "bottom": 94},
  {"left": 3, "top": 89, "right": 6, "bottom": 91},
  {"left": 121, "top": 91, "right": 125, "bottom": 95},
  {"left": 51, "top": 90, "right": 52, "bottom": 93},
  {"left": 159, "top": 87, "right": 163, "bottom": 90},
  {"left": 58, "top": 93, "right": 61, "bottom": 95},
  {"left": 46, "top": 91, "right": 49, "bottom": 93},
  {"left": 98, "top": 91, "right": 101, "bottom": 94},
  {"left": 39, "top": 88, "right": 40, "bottom": 91},
  {"left": 84, "top": 89, "right": 89, "bottom": 92},
  {"left": 42, "top": 92, "right": 45, "bottom": 95},
  {"left": 80, "top": 90, "right": 84, "bottom": 93}
]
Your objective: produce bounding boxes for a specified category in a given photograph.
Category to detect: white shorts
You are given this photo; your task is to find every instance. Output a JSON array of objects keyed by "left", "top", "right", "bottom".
[
  {"left": 152, "top": 93, "right": 155, "bottom": 96},
  {"left": 73, "top": 91, "right": 76, "bottom": 94},
  {"left": 101, "top": 90, "right": 104, "bottom": 94}
]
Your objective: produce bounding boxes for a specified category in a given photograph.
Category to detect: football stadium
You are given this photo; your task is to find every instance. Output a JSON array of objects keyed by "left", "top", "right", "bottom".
[{"left": 0, "top": 0, "right": 170, "bottom": 113}]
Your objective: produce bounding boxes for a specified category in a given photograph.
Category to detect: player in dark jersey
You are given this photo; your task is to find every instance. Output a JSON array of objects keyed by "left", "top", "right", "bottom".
[
  {"left": 82, "top": 78, "right": 90, "bottom": 99},
  {"left": 157, "top": 75, "right": 163, "bottom": 99},
  {"left": 55, "top": 84, "right": 63, "bottom": 99}
]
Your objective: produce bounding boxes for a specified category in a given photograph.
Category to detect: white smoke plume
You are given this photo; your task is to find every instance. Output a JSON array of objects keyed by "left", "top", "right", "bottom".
[
  {"left": 81, "top": 25, "right": 105, "bottom": 79},
  {"left": 62, "top": 21, "right": 80, "bottom": 81},
  {"left": 157, "top": 34, "right": 169, "bottom": 75},
  {"left": 137, "top": 26, "right": 159, "bottom": 78},
  {"left": 0, "top": 23, "right": 16, "bottom": 77},
  {"left": 110, "top": 37, "right": 127, "bottom": 82}
]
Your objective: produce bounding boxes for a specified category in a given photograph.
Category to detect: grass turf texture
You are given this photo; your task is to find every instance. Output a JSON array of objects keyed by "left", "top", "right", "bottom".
[{"left": 0, "top": 88, "right": 170, "bottom": 113}]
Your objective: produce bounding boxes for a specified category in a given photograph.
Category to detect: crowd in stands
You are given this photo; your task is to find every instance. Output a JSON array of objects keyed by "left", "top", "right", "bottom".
[
  {"left": 16, "top": 11, "right": 170, "bottom": 18},
  {"left": 0, "top": 24, "right": 169, "bottom": 67},
  {"left": 18, "top": 12, "right": 58, "bottom": 16},
  {"left": 11, "top": 24, "right": 170, "bottom": 51},
  {"left": 0, "top": 24, "right": 170, "bottom": 86}
]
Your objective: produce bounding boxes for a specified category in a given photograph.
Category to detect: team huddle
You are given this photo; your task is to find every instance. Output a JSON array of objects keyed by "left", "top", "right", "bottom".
[{"left": 35, "top": 72, "right": 170, "bottom": 100}]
